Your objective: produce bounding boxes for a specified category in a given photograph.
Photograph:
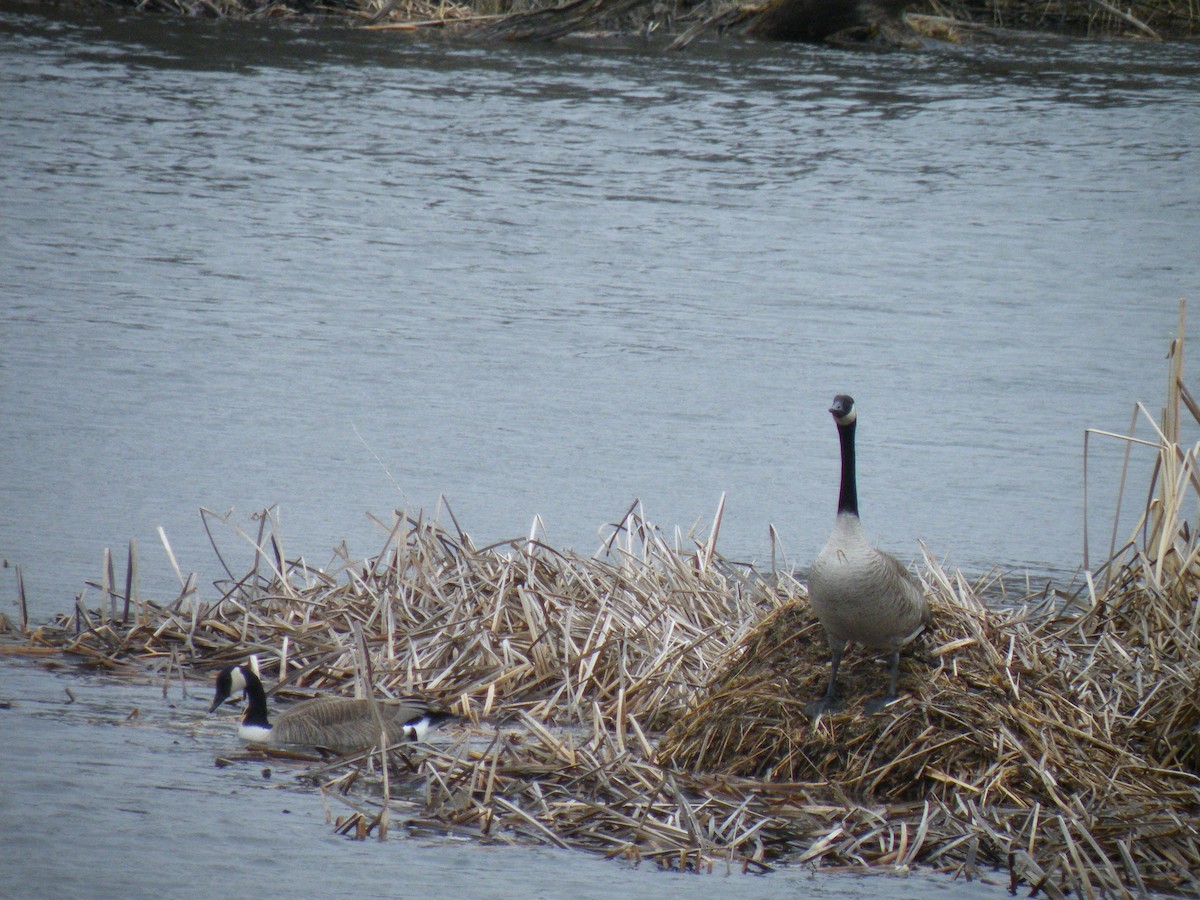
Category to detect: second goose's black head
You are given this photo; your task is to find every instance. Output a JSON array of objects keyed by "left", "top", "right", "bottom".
[
  {"left": 208, "top": 664, "right": 250, "bottom": 713},
  {"left": 829, "top": 394, "right": 856, "bottom": 426}
]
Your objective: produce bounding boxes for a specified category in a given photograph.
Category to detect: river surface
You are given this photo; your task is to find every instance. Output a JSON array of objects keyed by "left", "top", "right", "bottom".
[
  {"left": 1, "top": 2, "right": 1198, "bottom": 896},
  {"left": 1, "top": 656, "right": 1018, "bottom": 899}
]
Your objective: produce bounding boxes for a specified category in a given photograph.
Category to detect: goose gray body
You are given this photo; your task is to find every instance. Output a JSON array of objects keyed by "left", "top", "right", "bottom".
[
  {"left": 806, "top": 395, "right": 930, "bottom": 716},
  {"left": 210, "top": 664, "right": 450, "bottom": 754},
  {"left": 808, "top": 513, "right": 927, "bottom": 651},
  {"left": 266, "top": 695, "right": 442, "bottom": 753}
]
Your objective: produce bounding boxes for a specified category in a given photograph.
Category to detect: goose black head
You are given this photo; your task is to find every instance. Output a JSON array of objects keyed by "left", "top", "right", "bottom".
[
  {"left": 829, "top": 394, "right": 857, "bottom": 427},
  {"left": 209, "top": 664, "right": 251, "bottom": 713}
]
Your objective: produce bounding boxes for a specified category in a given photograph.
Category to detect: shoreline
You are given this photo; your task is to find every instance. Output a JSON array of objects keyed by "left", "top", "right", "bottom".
[{"left": 39, "top": 0, "right": 1200, "bottom": 44}]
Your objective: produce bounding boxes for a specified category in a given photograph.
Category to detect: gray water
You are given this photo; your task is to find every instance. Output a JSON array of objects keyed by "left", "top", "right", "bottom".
[
  {"left": 0, "top": 2, "right": 1197, "bottom": 895},
  {"left": 0, "top": 657, "right": 1013, "bottom": 898}
]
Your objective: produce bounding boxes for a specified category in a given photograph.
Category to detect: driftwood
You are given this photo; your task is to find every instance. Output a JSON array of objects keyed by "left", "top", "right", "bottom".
[
  {"left": 747, "top": 0, "right": 913, "bottom": 40},
  {"left": 1085, "top": 0, "right": 1159, "bottom": 37},
  {"left": 470, "top": 0, "right": 656, "bottom": 40},
  {"left": 666, "top": 4, "right": 757, "bottom": 50}
]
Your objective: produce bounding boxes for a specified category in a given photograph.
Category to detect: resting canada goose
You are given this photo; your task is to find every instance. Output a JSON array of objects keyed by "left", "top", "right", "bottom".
[
  {"left": 209, "top": 664, "right": 451, "bottom": 754},
  {"left": 806, "top": 394, "right": 930, "bottom": 716}
]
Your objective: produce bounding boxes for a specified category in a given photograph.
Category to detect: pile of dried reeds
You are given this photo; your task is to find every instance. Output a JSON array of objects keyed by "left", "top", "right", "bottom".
[
  {"left": 124, "top": 0, "right": 478, "bottom": 25},
  {"left": 10, "top": 309, "right": 1200, "bottom": 895},
  {"left": 912, "top": 0, "right": 1194, "bottom": 39},
  {"left": 34, "top": 498, "right": 769, "bottom": 735},
  {"left": 76, "top": 0, "right": 1200, "bottom": 38},
  {"left": 658, "top": 564, "right": 1200, "bottom": 892}
]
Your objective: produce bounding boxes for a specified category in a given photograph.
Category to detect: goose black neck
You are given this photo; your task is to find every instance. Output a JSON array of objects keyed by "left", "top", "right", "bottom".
[
  {"left": 836, "top": 419, "right": 859, "bottom": 517},
  {"left": 240, "top": 670, "right": 271, "bottom": 729}
]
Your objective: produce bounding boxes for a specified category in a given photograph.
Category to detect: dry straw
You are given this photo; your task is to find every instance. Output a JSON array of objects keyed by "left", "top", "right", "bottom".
[
  {"left": 8, "top": 305, "right": 1200, "bottom": 896},
  {"left": 96, "top": 0, "right": 1200, "bottom": 38}
]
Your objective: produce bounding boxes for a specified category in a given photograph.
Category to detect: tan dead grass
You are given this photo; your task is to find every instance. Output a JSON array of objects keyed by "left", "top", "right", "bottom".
[{"left": 81, "top": 0, "right": 1200, "bottom": 38}]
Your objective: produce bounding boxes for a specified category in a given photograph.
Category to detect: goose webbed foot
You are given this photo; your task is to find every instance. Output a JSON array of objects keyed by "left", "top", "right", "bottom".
[
  {"left": 805, "top": 695, "right": 845, "bottom": 718},
  {"left": 863, "top": 694, "right": 900, "bottom": 715},
  {"left": 862, "top": 649, "right": 907, "bottom": 714},
  {"left": 805, "top": 683, "right": 844, "bottom": 718}
]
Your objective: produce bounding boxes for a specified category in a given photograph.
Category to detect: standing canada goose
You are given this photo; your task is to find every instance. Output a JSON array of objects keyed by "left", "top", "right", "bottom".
[
  {"left": 209, "top": 664, "right": 451, "bottom": 754},
  {"left": 806, "top": 394, "right": 930, "bottom": 716}
]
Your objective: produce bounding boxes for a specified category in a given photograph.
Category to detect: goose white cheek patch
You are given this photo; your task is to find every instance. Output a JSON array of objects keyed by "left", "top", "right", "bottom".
[{"left": 403, "top": 716, "right": 436, "bottom": 741}]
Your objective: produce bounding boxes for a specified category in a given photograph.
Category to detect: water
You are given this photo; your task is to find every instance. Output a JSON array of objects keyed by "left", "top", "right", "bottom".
[
  {"left": 0, "top": 3, "right": 1197, "bottom": 894},
  {"left": 0, "top": 657, "right": 1012, "bottom": 899},
  {"left": 2, "top": 7, "right": 1198, "bottom": 622}
]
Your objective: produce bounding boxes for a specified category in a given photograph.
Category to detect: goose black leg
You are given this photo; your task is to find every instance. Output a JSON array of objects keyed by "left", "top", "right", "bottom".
[
  {"left": 864, "top": 648, "right": 902, "bottom": 715},
  {"left": 805, "top": 642, "right": 846, "bottom": 718}
]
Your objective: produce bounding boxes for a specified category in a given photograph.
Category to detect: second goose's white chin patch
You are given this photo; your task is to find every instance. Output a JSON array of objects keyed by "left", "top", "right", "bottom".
[
  {"left": 238, "top": 723, "right": 273, "bottom": 744},
  {"left": 403, "top": 716, "right": 435, "bottom": 741},
  {"left": 835, "top": 407, "right": 857, "bottom": 426}
]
